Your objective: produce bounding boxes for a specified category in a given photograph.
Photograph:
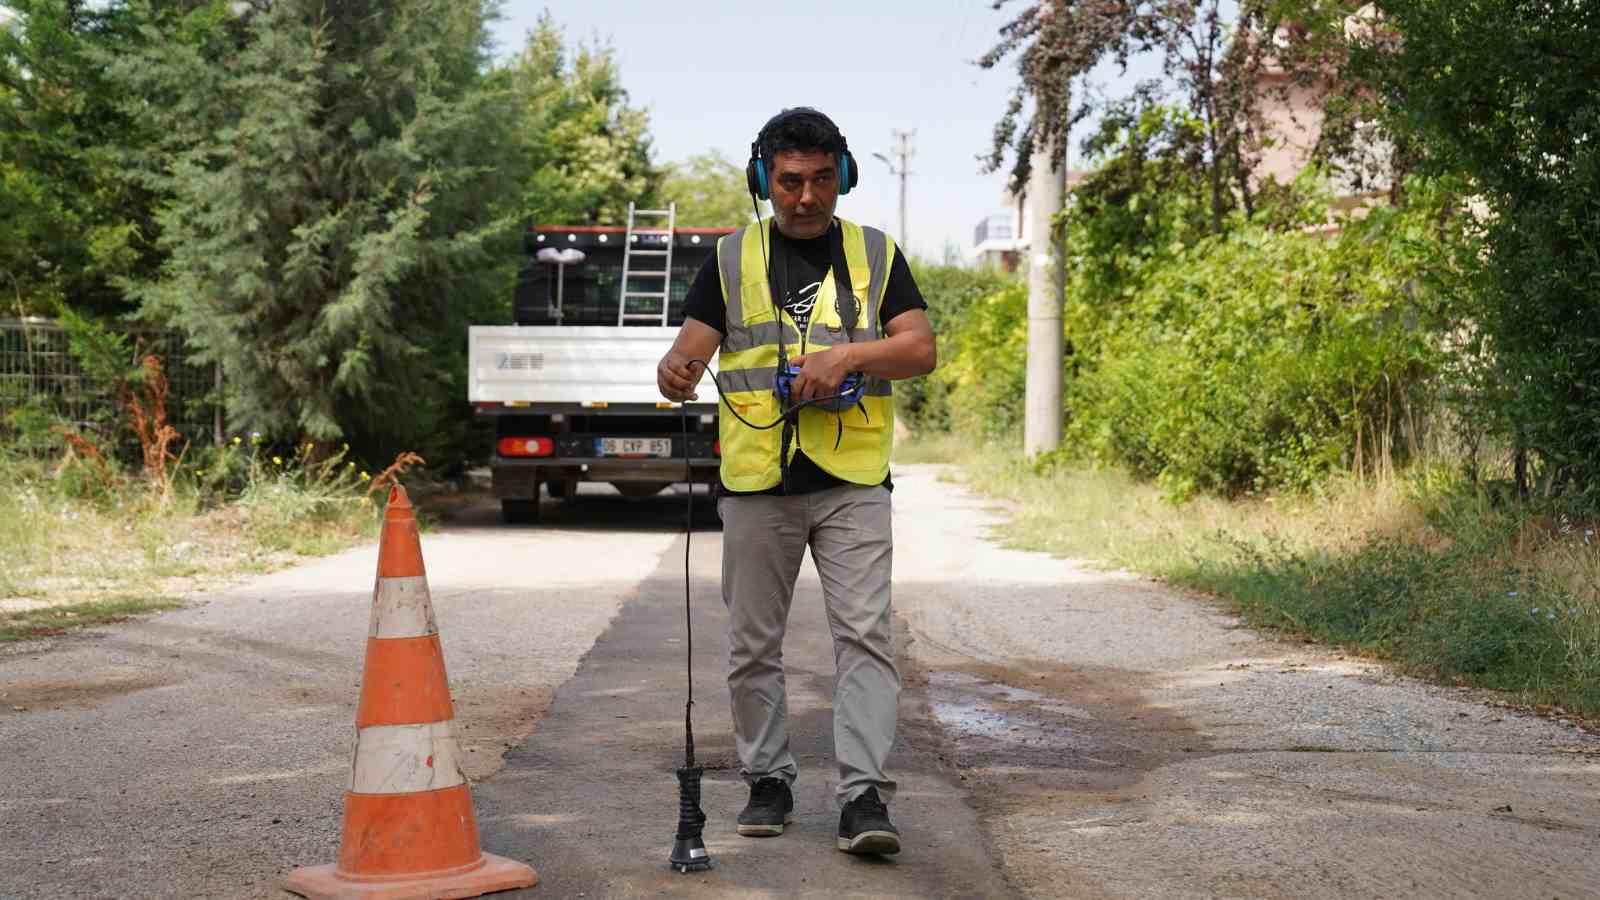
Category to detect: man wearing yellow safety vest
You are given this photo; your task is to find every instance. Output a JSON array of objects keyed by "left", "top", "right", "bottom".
[{"left": 656, "top": 107, "right": 936, "bottom": 856}]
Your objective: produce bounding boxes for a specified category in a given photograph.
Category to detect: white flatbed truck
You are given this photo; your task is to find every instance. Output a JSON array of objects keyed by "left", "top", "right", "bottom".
[{"left": 468, "top": 206, "right": 730, "bottom": 523}]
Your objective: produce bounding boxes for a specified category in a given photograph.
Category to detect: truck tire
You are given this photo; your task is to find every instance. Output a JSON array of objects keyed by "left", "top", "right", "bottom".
[
  {"left": 546, "top": 480, "right": 571, "bottom": 500},
  {"left": 501, "top": 498, "right": 540, "bottom": 524}
]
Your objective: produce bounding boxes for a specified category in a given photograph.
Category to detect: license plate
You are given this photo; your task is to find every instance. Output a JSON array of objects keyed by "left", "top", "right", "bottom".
[{"left": 597, "top": 437, "right": 673, "bottom": 458}]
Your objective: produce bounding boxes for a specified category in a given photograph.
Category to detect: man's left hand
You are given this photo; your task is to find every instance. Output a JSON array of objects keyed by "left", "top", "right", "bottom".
[{"left": 788, "top": 348, "right": 853, "bottom": 403}]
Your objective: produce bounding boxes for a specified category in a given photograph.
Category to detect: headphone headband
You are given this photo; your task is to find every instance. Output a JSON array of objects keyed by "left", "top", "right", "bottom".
[
  {"left": 755, "top": 108, "right": 848, "bottom": 159},
  {"left": 746, "top": 107, "right": 858, "bottom": 201}
]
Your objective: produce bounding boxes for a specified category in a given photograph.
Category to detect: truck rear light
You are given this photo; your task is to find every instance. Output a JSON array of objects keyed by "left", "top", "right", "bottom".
[
  {"left": 714, "top": 440, "right": 721, "bottom": 456},
  {"left": 473, "top": 401, "right": 501, "bottom": 410},
  {"left": 498, "top": 436, "right": 554, "bottom": 458}
]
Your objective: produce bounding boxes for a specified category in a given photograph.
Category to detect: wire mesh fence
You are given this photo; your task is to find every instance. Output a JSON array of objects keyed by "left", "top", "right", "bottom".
[{"left": 0, "top": 318, "right": 221, "bottom": 454}]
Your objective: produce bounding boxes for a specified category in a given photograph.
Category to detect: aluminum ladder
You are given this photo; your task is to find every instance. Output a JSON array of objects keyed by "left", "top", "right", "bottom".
[{"left": 617, "top": 201, "right": 677, "bottom": 325}]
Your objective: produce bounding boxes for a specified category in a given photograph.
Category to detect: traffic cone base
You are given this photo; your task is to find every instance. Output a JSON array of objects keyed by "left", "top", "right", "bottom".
[
  {"left": 287, "top": 486, "right": 537, "bottom": 900},
  {"left": 283, "top": 852, "right": 537, "bottom": 900}
]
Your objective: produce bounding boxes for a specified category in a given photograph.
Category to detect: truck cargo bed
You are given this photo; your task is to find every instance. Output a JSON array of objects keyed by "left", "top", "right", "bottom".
[{"left": 469, "top": 325, "right": 720, "bottom": 407}]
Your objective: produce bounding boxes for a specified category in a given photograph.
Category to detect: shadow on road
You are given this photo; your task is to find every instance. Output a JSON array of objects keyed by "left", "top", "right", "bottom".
[{"left": 440, "top": 483, "right": 722, "bottom": 535}]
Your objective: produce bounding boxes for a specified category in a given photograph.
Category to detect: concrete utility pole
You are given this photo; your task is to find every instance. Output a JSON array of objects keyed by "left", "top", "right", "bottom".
[
  {"left": 1024, "top": 143, "right": 1067, "bottom": 458},
  {"left": 871, "top": 129, "right": 915, "bottom": 246}
]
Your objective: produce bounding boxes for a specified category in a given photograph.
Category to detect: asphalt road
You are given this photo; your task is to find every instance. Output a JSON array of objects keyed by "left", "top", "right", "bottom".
[
  {"left": 890, "top": 466, "right": 1600, "bottom": 899},
  {"left": 3, "top": 468, "right": 1598, "bottom": 898},
  {"left": 0, "top": 489, "right": 680, "bottom": 898}
]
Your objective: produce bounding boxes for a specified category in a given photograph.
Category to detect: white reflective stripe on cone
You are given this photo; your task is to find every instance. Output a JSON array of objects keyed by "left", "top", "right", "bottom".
[
  {"left": 368, "top": 576, "right": 437, "bottom": 639},
  {"left": 348, "top": 721, "right": 468, "bottom": 794}
]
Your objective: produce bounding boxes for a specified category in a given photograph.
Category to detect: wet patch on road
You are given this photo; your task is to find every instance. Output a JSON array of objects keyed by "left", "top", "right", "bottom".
[
  {"left": 898, "top": 651, "right": 1214, "bottom": 896},
  {"left": 907, "top": 657, "right": 1207, "bottom": 787},
  {"left": 0, "top": 672, "right": 170, "bottom": 712}
]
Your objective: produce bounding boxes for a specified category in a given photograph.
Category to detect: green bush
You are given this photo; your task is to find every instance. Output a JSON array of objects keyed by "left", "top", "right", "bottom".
[
  {"left": 899, "top": 262, "right": 1016, "bottom": 435},
  {"left": 1216, "top": 514, "right": 1593, "bottom": 710},
  {"left": 1057, "top": 188, "right": 1456, "bottom": 498},
  {"left": 936, "top": 282, "right": 1031, "bottom": 440},
  {"left": 190, "top": 435, "right": 377, "bottom": 552}
]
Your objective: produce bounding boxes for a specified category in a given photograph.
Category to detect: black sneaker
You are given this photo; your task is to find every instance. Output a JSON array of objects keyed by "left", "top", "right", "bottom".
[
  {"left": 737, "top": 777, "right": 794, "bottom": 836},
  {"left": 837, "top": 787, "right": 900, "bottom": 855}
]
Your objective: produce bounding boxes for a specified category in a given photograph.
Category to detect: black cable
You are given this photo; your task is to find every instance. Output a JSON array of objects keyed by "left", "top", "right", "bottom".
[
  {"left": 753, "top": 190, "right": 795, "bottom": 495},
  {"left": 681, "top": 405, "right": 694, "bottom": 766},
  {"left": 683, "top": 358, "right": 862, "bottom": 429},
  {"left": 670, "top": 361, "right": 859, "bottom": 749},
  {"left": 670, "top": 403, "right": 710, "bottom": 873}
]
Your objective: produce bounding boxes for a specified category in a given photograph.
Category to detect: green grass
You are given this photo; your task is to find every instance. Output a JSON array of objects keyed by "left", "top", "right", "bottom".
[
  {"left": 0, "top": 595, "right": 186, "bottom": 642},
  {"left": 925, "top": 440, "right": 1600, "bottom": 719},
  {"left": 893, "top": 431, "right": 982, "bottom": 464},
  {"left": 0, "top": 446, "right": 383, "bottom": 634}
]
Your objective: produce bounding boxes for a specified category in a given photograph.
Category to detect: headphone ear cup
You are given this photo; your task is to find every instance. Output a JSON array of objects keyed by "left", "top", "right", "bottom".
[
  {"left": 837, "top": 151, "right": 857, "bottom": 196},
  {"left": 746, "top": 158, "right": 770, "bottom": 201}
]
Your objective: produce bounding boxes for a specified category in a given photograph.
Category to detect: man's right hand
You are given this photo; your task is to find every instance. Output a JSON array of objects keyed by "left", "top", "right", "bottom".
[
  {"left": 657, "top": 351, "right": 702, "bottom": 402},
  {"left": 657, "top": 318, "right": 723, "bottom": 403}
]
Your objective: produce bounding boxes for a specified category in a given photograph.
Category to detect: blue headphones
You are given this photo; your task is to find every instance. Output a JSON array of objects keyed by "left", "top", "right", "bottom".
[{"left": 746, "top": 107, "right": 858, "bottom": 201}]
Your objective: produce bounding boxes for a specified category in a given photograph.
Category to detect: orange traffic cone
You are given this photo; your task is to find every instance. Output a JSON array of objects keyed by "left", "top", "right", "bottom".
[{"left": 286, "top": 485, "right": 538, "bottom": 899}]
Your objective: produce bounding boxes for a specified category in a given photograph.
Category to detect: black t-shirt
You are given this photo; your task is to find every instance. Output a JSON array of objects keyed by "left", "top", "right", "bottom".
[{"left": 682, "top": 224, "right": 927, "bottom": 496}]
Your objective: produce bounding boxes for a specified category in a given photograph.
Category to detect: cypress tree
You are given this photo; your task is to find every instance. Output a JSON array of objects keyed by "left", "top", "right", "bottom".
[{"left": 121, "top": 0, "right": 519, "bottom": 456}]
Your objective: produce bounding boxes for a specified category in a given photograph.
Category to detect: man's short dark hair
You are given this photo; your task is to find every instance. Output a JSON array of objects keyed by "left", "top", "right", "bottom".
[{"left": 759, "top": 108, "right": 846, "bottom": 162}]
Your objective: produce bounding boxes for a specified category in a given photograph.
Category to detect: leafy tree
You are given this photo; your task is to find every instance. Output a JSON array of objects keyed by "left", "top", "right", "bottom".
[
  {"left": 1067, "top": 101, "right": 1213, "bottom": 302},
  {"left": 660, "top": 150, "right": 760, "bottom": 227},
  {"left": 0, "top": 0, "right": 164, "bottom": 316},
  {"left": 116, "top": 0, "right": 520, "bottom": 459},
  {"left": 1349, "top": 1, "right": 1600, "bottom": 506},
  {"left": 979, "top": 0, "right": 1308, "bottom": 229},
  {"left": 497, "top": 13, "right": 659, "bottom": 225}
]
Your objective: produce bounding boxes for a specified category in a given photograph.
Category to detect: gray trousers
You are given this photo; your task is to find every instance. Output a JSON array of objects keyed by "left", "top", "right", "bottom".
[{"left": 717, "top": 483, "right": 899, "bottom": 805}]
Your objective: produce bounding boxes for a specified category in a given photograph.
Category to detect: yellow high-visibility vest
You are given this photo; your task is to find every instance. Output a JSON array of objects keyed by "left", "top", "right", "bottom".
[{"left": 714, "top": 217, "right": 896, "bottom": 492}]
